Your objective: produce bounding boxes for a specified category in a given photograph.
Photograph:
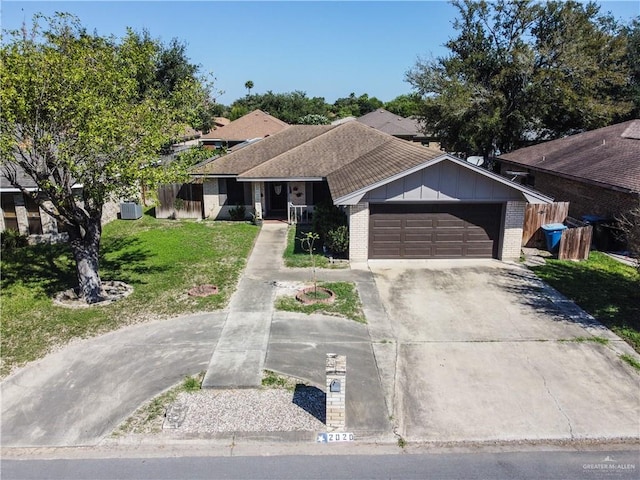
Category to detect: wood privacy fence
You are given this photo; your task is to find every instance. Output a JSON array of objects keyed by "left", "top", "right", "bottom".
[
  {"left": 522, "top": 201, "right": 592, "bottom": 260},
  {"left": 559, "top": 225, "right": 593, "bottom": 261},
  {"left": 522, "top": 202, "right": 570, "bottom": 248},
  {"left": 156, "top": 183, "right": 203, "bottom": 219}
]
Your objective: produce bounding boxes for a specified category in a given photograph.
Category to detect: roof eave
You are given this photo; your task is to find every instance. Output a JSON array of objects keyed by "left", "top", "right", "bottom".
[
  {"left": 333, "top": 154, "right": 554, "bottom": 205},
  {"left": 190, "top": 174, "right": 237, "bottom": 179},
  {"left": 498, "top": 158, "right": 639, "bottom": 194},
  {"left": 237, "top": 177, "right": 324, "bottom": 182}
]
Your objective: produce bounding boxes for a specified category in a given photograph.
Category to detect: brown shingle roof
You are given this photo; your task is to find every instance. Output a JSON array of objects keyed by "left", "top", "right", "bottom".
[
  {"left": 192, "top": 125, "right": 334, "bottom": 175},
  {"left": 327, "top": 138, "right": 443, "bottom": 199},
  {"left": 499, "top": 120, "right": 640, "bottom": 193},
  {"left": 239, "top": 121, "right": 392, "bottom": 179},
  {"left": 192, "top": 120, "right": 550, "bottom": 203},
  {"left": 200, "top": 109, "right": 289, "bottom": 141}
]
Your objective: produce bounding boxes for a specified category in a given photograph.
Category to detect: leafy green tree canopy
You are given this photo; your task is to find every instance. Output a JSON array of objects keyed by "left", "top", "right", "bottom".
[
  {"left": 230, "top": 90, "right": 329, "bottom": 123},
  {"left": 406, "top": 0, "right": 634, "bottom": 157},
  {"left": 297, "top": 114, "right": 330, "bottom": 125},
  {"left": 331, "top": 92, "right": 383, "bottom": 118},
  {"left": 0, "top": 13, "right": 212, "bottom": 303},
  {"left": 383, "top": 94, "right": 422, "bottom": 117}
]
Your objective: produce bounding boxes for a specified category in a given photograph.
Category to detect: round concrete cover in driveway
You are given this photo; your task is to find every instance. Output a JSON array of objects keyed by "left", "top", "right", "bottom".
[{"left": 369, "top": 260, "right": 640, "bottom": 442}]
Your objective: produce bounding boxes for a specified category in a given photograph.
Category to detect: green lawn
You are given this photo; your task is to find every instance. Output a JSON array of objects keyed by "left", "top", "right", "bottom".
[
  {"left": 275, "top": 281, "right": 365, "bottom": 323},
  {"left": 282, "top": 225, "right": 347, "bottom": 268},
  {"left": 530, "top": 252, "right": 640, "bottom": 353},
  {"left": 0, "top": 215, "right": 258, "bottom": 377}
]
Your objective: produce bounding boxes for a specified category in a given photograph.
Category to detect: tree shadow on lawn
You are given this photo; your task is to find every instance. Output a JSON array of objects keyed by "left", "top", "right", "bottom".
[
  {"left": 1, "top": 242, "right": 76, "bottom": 296},
  {"left": 100, "top": 236, "right": 167, "bottom": 284},
  {"left": 495, "top": 265, "right": 639, "bottom": 337},
  {"left": 1, "top": 236, "right": 163, "bottom": 296}
]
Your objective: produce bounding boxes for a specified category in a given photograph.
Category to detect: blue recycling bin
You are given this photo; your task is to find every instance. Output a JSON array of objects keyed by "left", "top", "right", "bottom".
[{"left": 541, "top": 223, "right": 568, "bottom": 252}]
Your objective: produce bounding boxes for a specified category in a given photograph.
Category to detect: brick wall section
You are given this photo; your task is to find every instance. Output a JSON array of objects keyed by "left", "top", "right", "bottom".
[
  {"left": 326, "top": 354, "right": 347, "bottom": 431},
  {"left": 533, "top": 171, "right": 639, "bottom": 220},
  {"left": 102, "top": 199, "right": 120, "bottom": 225},
  {"left": 500, "top": 201, "right": 526, "bottom": 260},
  {"left": 499, "top": 165, "right": 639, "bottom": 220},
  {"left": 13, "top": 194, "right": 29, "bottom": 236},
  {"left": 349, "top": 203, "right": 369, "bottom": 262}
]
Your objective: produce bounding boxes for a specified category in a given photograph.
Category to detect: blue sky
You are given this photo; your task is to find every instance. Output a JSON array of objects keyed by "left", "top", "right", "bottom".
[{"left": 2, "top": 1, "right": 639, "bottom": 105}]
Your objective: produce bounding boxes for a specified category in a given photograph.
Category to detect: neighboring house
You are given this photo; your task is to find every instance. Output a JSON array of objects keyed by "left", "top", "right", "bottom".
[
  {"left": 1, "top": 166, "right": 62, "bottom": 238},
  {"left": 356, "top": 108, "right": 440, "bottom": 149},
  {"left": 190, "top": 121, "right": 551, "bottom": 262},
  {"left": 199, "top": 109, "right": 289, "bottom": 149},
  {"left": 213, "top": 117, "right": 230, "bottom": 128},
  {"left": 497, "top": 120, "right": 640, "bottom": 222},
  {"left": 1, "top": 164, "right": 120, "bottom": 242}
]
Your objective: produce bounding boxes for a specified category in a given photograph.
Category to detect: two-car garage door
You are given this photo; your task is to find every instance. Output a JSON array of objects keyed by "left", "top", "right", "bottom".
[{"left": 369, "top": 203, "right": 503, "bottom": 259}]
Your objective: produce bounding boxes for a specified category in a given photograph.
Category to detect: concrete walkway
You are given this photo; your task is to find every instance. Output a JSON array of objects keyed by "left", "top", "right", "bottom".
[
  {"left": 202, "top": 223, "right": 285, "bottom": 388},
  {"left": 2, "top": 221, "right": 637, "bottom": 448},
  {"left": 201, "top": 223, "right": 394, "bottom": 435}
]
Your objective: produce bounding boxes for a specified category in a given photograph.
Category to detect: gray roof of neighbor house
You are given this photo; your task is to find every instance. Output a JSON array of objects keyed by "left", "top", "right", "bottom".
[
  {"left": 356, "top": 109, "right": 423, "bottom": 137},
  {"left": 200, "top": 109, "right": 289, "bottom": 142},
  {"left": 1, "top": 162, "right": 37, "bottom": 190},
  {"left": 191, "top": 121, "right": 551, "bottom": 204},
  {"left": 499, "top": 120, "right": 640, "bottom": 193}
]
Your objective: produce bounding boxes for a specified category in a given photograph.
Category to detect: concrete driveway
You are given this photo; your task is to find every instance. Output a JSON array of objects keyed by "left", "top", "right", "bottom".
[
  {"left": 369, "top": 260, "right": 640, "bottom": 443},
  {"left": 0, "top": 313, "right": 226, "bottom": 446}
]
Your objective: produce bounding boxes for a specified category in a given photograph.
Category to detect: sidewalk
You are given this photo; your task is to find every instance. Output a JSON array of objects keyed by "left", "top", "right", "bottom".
[{"left": 202, "top": 223, "right": 286, "bottom": 388}]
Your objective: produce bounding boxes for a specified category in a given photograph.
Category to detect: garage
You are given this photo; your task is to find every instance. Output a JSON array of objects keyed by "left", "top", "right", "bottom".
[{"left": 368, "top": 203, "right": 503, "bottom": 259}]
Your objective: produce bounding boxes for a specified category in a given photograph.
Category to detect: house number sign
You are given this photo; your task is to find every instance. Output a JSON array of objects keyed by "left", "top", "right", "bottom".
[{"left": 316, "top": 432, "right": 355, "bottom": 443}]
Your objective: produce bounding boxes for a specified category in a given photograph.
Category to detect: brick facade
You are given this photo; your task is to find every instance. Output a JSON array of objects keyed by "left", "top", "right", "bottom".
[
  {"left": 1, "top": 192, "right": 119, "bottom": 244},
  {"left": 500, "top": 201, "right": 526, "bottom": 260},
  {"left": 348, "top": 203, "right": 369, "bottom": 262},
  {"left": 500, "top": 166, "right": 639, "bottom": 221},
  {"left": 536, "top": 171, "right": 638, "bottom": 220}
]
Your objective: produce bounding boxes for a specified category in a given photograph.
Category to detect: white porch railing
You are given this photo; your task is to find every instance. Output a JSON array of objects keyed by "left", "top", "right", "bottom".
[{"left": 288, "top": 203, "right": 314, "bottom": 224}]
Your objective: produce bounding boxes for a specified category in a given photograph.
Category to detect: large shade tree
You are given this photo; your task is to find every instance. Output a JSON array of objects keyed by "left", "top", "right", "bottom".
[
  {"left": 0, "top": 14, "right": 214, "bottom": 303},
  {"left": 406, "top": 0, "right": 634, "bottom": 158}
]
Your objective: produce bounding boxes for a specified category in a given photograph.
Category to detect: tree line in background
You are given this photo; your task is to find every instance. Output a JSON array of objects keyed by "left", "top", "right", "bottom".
[
  {"left": 406, "top": 0, "right": 640, "bottom": 158},
  {"left": 212, "top": 91, "right": 422, "bottom": 126},
  {"left": 212, "top": 0, "right": 638, "bottom": 151}
]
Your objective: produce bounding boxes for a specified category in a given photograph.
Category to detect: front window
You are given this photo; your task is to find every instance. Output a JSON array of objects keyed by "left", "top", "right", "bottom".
[{"left": 220, "top": 178, "right": 248, "bottom": 205}]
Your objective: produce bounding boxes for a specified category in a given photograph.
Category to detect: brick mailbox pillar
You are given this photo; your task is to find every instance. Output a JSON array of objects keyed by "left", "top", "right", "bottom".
[{"left": 325, "top": 353, "right": 346, "bottom": 431}]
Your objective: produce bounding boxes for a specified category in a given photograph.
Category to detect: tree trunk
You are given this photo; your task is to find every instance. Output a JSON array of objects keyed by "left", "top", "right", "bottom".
[{"left": 68, "top": 218, "right": 106, "bottom": 304}]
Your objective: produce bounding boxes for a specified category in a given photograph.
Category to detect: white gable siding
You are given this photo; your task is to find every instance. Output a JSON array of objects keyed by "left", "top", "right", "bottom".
[{"left": 363, "top": 161, "right": 522, "bottom": 203}]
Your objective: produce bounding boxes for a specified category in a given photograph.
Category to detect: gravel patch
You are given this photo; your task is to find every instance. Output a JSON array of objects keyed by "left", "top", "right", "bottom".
[{"left": 166, "top": 387, "right": 326, "bottom": 433}]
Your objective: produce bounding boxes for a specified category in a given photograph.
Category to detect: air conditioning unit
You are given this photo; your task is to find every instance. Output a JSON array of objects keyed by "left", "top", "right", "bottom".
[{"left": 120, "top": 202, "right": 142, "bottom": 220}]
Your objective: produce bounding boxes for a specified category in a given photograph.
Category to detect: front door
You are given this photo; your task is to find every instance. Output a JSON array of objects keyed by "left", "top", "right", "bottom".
[{"left": 267, "top": 182, "right": 287, "bottom": 217}]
